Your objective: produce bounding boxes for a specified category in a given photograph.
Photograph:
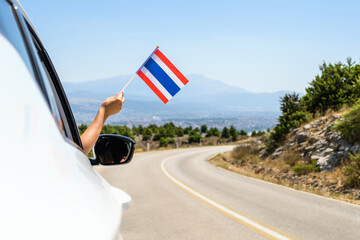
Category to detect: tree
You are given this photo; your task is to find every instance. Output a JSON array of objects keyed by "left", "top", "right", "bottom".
[
  {"left": 221, "top": 127, "right": 230, "bottom": 138},
  {"left": 142, "top": 128, "right": 152, "bottom": 141},
  {"left": 138, "top": 125, "right": 144, "bottom": 135},
  {"left": 78, "top": 124, "right": 88, "bottom": 135},
  {"left": 176, "top": 127, "right": 184, "bottom": 137},
  {"left": 131, "top": 125, "right": 138, "bottom": 135},
  {"left": 188, "top": 130, "right": 201, "bottom": 143},
  {"left": 153, "top": 127, "right": 166, "bottom": 141},
  {"left": 184, "top": 126, "right": 192, "bottom": 134},
  {"left": 210, "top": 127, "right": 220, "bottom": 137},
  {"left": 229, "top": 125, "right": 238, "bottom": 141},
  {"left": 239, "top": 129, "right": 247, "bottom": 136},
  {"left": 266, "top": 93, "right": 310, "bottom": 153},
  {"left": 303, "top": 58, "right": 360, "bottom": 114},
  {"left": 201, "top": 124, "right": 208, "bottom": 134}
]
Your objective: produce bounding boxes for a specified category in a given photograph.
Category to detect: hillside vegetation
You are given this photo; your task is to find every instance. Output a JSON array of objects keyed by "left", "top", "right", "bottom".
[
  {"left": 215, "top": 58, "right": 360, "bottom": 201},
  {"left": 79, "top": 122, "right": 255, "bottom": 151},
  {"left": 266, "top": 58, "right": 360, "bottom": 154}
]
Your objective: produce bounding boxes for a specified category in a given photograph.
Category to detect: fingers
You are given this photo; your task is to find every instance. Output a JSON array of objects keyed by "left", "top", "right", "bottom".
[{"left": 115, "top": 91, "right": 124, "bottom": 100}]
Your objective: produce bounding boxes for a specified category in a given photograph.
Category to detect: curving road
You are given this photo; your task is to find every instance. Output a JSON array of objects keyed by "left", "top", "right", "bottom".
[{"left": 95, "top": 146, "right": 360, "bottom": 240}]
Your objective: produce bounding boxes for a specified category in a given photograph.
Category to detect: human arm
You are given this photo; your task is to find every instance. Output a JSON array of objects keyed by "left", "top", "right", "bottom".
[{"left": 80, "top": 91, "right": 125, "bottom": 155}]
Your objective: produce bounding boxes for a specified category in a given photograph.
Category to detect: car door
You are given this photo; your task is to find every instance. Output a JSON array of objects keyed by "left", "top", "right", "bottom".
[{"left": 0, "top": 1, "right": 127, "bottom": 239}]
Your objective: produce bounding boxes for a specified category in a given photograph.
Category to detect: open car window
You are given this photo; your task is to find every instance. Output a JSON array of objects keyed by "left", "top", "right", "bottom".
[{"left": 12, "top": 6, "right": 84, "bottom": 151}]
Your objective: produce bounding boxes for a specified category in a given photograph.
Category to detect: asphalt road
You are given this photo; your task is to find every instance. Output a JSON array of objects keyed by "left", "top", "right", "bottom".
[{"left": 95, "top": 146, "right": 360, "bottom": 240}]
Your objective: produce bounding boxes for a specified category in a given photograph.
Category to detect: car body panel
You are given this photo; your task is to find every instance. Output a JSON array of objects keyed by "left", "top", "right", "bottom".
[{"left": 0, "top": 6, "right": 130, "bottom": 239}]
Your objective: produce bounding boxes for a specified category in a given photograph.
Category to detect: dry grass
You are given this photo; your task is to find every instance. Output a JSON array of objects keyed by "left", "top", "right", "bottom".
[
  {"left": 209, "top": 152, "right": 360, "bottom": 205},
  {"left": 281, "top": 151, "right": 302, "bottom": 166},
  {"left": 231, "top": 145, "right": 260, "bottom": 166}
]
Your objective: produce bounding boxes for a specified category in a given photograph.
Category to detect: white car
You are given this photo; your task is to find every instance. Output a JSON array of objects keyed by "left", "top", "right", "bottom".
[{"left": 0, "top": 1, "right": 134, "bottom": 239}]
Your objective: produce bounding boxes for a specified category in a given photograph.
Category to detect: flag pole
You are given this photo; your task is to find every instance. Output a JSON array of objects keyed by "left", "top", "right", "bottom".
[
  {"left": 121, "top": 46, "right": 159, "bottom": 93},
  {"left": 121, "top": 73, "right": 136, "bottom": 93}
]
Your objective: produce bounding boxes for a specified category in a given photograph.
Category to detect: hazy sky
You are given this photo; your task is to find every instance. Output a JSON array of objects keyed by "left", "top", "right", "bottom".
[{"left": 20, "top": 0, "right": 360, "bottom": 93}]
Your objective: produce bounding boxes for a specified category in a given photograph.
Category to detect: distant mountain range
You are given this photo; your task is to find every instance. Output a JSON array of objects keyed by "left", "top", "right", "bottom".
[{"left": 62, "top": 74, "right": 291, "bottom": 130}]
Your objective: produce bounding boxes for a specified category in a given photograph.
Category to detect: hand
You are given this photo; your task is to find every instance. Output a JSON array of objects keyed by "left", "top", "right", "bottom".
[{"left": 101, "top": 91, "right": 125, "bottom": 119}]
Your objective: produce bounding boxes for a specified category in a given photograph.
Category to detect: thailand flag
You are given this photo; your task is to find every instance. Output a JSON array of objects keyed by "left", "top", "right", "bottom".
[{"left": 136, "top": 47, "right": 189, "bottom": 104}]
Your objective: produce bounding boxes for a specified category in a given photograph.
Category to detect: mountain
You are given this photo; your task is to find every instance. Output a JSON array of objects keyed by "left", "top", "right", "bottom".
[{"left": 62, "top": 74, "right": 289, "bottom": 130}]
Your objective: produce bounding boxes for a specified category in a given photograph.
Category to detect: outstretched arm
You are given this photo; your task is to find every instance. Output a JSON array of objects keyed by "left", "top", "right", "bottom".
[{"left": 81, "top": 91, "right": 125, "bottom": 155}]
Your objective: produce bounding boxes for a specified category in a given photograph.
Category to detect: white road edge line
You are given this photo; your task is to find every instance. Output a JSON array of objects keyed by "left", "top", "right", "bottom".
[{"left": 161, "top": 157, "right": 292, "bottom": 240}]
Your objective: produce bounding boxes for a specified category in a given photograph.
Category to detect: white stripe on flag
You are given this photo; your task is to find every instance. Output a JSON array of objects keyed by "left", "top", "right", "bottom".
[
  {"left": 141, "top": 67, "right": 173, "bottom": 101},
  {"left": 151, "top": 54, "right": 185, "bottom": 89}
]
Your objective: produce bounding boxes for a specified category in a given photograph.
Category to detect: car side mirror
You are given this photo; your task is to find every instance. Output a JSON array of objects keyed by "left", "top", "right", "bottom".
[{"left": 90, "top": 134, "right": 136, "bottom": 165}]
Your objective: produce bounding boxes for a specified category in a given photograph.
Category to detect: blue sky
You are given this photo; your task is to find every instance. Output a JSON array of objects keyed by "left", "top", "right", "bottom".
[{"left": 20, "top": 0, "right": 360, "bottom": 93}]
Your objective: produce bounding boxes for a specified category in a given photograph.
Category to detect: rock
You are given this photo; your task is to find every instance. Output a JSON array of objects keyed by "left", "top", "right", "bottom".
[
  {"left": 315, "top": 130, "right": 326, "bottom": 136},
  {"left": 294, "top": 132, "right": 308, "bottom": 144},
  {"left": 322, "top": 148, "right": 334, "bottom": 156},
  {"left": 308, "top": 137, "right": 318, "bottom": 144},
  {"left": 339, "top": 141, "right": 351, "bottom": 151},
  {"left": 271, "top": 151, "right": 282, "bottom": 159},
  {"left": 330, "top": 115, "right": 339, "bottom": 123},
  {"left": 292, "top": 128, "right": 299, "bottom": 134},
  {"left": 311, "top": 121, "right": 320, "bottom": 128},
  {"left": 329, "top": 142, "right": 338, "bottom": 149},
  {"left": 304, "top": 146, "right": 314, "bottom": 151},
  {"left": 327, "top": 132, "right": 341, "bottom": 142},
  {"left": 317, "top": 153, "right": 341, "bottom": 171},
  {"left": 337, "top": 151, "right": 348, "bottom": 159},
  {"left": 311, "top": 155, "right": 322, "bottom": 161},
  {"left": 350, "top": 144, "right": 360, "bottom": 154},
  {"left": 303, "top": 124, "right": 311, "bottom": 130},
  {"left": 310, "top": 141, "right": 328, "bottom": 155},
  {"left": 276, "top": 146, "right": 284, "bottom": 152},
  {"left": 271, "top": 146, "right": 285, "bottom": 159}
]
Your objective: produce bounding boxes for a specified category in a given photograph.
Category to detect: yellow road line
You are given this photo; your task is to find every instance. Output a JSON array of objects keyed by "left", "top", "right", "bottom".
[{"left": 160, "top": 157, "right": 297, "bottom": 240}]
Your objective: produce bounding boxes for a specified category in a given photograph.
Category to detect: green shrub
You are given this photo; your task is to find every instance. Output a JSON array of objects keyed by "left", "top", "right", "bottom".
[
  {"left": 167, "top": 138, "right": 175, "bottom": 144},
  {"left": 266, "top": 93, "right": 310, "bottom": 154},
  {"left": 344, "top": 153, "right": 360, "bottom": 188},
  {"left": 159, "top": 137, "right": 168, "bottom": 147},
  {"left": 334, "top": 100, "right": 360, "bottom": 143},
  {"left": 292, "top": 160, "right": 319, "bottom": 175},
  {"left": 266, "top": 59, "right": 360, "bottom": 154}
]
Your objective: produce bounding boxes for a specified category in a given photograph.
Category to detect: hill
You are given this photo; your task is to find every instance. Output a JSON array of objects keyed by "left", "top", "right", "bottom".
[{"left": 62, "top": 74, "right": 289, "bottom": 129}]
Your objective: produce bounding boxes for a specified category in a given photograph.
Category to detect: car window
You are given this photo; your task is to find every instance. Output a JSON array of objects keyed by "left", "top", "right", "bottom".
[
  {"left": 10, "top": 5, "right": 84, "bottom": 150},
  {"left": 0, "top": 1, "right": 35, "bottom": 80},
  {"left": 25, "top": 27, "right": 84, "bottom": 150}
]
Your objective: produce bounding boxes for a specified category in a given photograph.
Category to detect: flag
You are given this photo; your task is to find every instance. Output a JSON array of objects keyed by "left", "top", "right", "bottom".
[{"left": 136, "top": 47, "right": 189, "bottom": 104}]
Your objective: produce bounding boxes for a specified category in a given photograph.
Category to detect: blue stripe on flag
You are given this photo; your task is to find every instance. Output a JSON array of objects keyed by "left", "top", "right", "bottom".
[{"left": 144, "top": 58, "right": 181, "bottom": 96}]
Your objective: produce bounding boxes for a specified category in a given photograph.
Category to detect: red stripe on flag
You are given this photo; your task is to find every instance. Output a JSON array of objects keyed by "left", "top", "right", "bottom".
[
  {"left": 154, "top": 49, "right": 189, "bottom": 85},
  {"left": 137, "top": 70, "right": 169, "bottom": 104}
]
